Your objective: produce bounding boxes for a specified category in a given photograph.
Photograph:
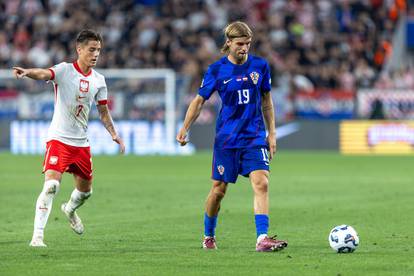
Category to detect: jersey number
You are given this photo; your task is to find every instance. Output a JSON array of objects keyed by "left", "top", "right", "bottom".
[
  {"left": 75, "top": 105, "right": 83, "bottom": 117},
  {"left": 261, "top": 148, "right": 269, "bottom": 164},
  {"left": 237, "top": 89, "right": 250, "bottom": 104}
]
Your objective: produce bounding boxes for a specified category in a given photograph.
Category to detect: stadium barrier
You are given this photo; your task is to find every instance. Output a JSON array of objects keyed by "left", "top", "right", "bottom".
[{"left": 357, "top": 89, "right": 414, "bottom": 119}]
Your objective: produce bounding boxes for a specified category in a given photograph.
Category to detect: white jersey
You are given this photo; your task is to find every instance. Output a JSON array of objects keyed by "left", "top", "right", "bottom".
[{"left": 47, "top": 61, "right": 108, "bottom": 147}]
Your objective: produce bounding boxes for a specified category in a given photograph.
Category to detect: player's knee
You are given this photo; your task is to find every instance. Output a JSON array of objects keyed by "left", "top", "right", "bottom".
[
  {"left": 42, "top": 179, "right": 60, "bottom": 195},
  {"left": 211, "top": 181, "right": 227, "bottom": 200},
  {"left": 75, "top": 176, "right": 92, "bottom": 193},
  {"left": 253, "top": 178, "right": 268, "bottom": 194},
  {"left": 45, "top": 170, "right": 62, "bottom": 182},
  {"left": 212, "top": 188, "right": 226, "bottom": 200}
]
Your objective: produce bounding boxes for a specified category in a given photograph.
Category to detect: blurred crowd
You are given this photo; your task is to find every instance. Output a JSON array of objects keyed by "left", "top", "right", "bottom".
[
  {"left": 0, "top": 0, "right": 411, "bottom": 93},
  {"left": 374, "top": 66, "right": 414, "bottom": 89}
]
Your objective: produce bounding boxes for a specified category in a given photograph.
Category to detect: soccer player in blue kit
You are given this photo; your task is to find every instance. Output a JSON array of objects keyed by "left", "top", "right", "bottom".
[{"left": 176, "top": 21, "right": 288, "bottom": 252}]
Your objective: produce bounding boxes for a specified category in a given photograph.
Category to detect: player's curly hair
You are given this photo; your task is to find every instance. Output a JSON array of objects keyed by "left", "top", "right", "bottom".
[
  {"left": 221, "top": 21, "right": 253, "bottom": 54},
  {"left": 76, "top": 29, "right": 103, "bottom": 45}
]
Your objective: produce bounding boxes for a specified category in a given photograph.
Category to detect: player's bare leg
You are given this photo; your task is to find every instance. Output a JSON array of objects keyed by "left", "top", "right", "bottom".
[
  {"left": 205, "top": 180, "right": 227, "bottom": 217},
  {"left": 203, "top": 180, "right": 227, "bottom": 249},
  {"left": 250, "top": 170, "right": 269, "bottom": 215},
  {"left": 61, "top": 175, "right": 92, "bottom": 235},
  {"left": 250, "top": 170, "right": 287, "bottom": 252},
  {"left": 30, "top": 170, "right": 62, "bottom": 247}
]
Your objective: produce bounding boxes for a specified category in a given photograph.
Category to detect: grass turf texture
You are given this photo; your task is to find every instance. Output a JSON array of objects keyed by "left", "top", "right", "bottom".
[{"left": 0, "top": 151, "right": 413, "bottom": 275}]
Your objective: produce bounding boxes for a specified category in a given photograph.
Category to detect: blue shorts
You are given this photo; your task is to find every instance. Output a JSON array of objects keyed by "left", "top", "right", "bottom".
[{"left": 211, "top": 146, "right": 270, "bottom": 184}]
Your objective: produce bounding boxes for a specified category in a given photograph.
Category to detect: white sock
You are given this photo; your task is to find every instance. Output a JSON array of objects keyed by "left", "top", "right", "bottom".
[
  {"left": 65, "top": 189, "right": 92, "bottom": 213},
  {"left": 33, "top": 180, "right": 60, "bottom": 239},
  {"left": 257, "top": 234, "right": 268, "bottom": 243}
]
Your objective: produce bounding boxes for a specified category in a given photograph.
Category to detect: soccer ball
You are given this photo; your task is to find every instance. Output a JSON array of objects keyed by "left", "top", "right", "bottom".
[{"left": 328, "top": 225, "right": 359, "bottom": 253}]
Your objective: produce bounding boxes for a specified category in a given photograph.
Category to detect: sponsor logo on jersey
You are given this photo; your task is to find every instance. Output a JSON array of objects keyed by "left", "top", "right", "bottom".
[
  {"left": 79, "top": 79, "right": 89, "bottom": 93},
  {"left": 200, "top": 78, "right": 204, "bottom": 88},
  {"left": 223, "top": 78, "right": 232, "bottom": 84},
  {"left": 250, "top": 72, "right": 259, "bottom": 84},
  {"left": 49, "top": 156, "right": 58, "bottom": 165},
  {"left": 217, "top": 165, "right": 225, "bottom": 175}
]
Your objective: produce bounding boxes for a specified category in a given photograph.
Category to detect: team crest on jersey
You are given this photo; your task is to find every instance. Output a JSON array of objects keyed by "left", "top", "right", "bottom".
[
  {"left": 217, "top": 165, "right": 225, "bottom": 175},
  {"left": 250, "top": 72, "right": 259, "bottom": 84},
  {"left": 49, "top": 156, "right": 58, "bottom": 165},
  {"left": 79, "top": 79, "right": 89, "bottom": 93}
]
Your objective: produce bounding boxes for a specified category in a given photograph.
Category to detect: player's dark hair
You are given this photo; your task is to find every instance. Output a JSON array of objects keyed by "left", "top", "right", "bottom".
[
  {"left": 76, "top": 29, "right": 103, "bottom": 45},
  {"left": 221, "top": 21, "right": 253, "bottom": 54}
]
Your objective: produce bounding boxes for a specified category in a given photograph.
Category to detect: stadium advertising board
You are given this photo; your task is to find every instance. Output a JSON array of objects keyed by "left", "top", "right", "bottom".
[
  {"left": 10, "top": 120, "right": 194, "bottom": 155},
  {"left": 357, "top": 89, "right": 414, "bottom": 119},
  {"left": 340, "top": 120, "right": 414, "bottom": 154},
  {"left": 294, "top": 89, "right": 354, "bottom": 119}
]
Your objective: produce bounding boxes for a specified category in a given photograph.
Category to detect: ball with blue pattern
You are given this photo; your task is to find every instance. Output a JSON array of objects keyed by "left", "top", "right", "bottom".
[{"left": 328, "top": 225, "right": 359, "bottom": 253}]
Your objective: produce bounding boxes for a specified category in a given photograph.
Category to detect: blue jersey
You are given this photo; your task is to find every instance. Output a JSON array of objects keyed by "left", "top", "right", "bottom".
[{"left": 199, "top": 55, "right": 272, "bottom": 149}]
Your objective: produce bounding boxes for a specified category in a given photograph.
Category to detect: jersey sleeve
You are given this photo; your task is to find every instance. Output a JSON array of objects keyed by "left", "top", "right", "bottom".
[
  {"left": 198, "top": 66, "right": 217, "bottom": 100},
  {"left": 261, "top": 61, "right": 271, "bottom": 93},
  {"left": 48, "top": 62, "right": 67, "bottom": 84},
  {"left": 95, "top": 77, "right": 108, "bottom": 105}
]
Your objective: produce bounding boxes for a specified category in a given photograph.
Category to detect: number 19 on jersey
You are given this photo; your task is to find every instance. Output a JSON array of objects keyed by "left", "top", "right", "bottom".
[{"left": 237, "top": 89, "right": 250, "bottom": 104}]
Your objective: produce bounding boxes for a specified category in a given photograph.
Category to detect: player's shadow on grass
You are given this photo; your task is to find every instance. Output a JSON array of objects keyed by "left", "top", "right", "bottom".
[{"left": 0, "top": 241, "right": 27, "bottom": 245}]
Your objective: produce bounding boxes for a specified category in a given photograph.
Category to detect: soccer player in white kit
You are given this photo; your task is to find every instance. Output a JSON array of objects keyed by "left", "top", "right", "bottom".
[{"left": 13, "top": 30, "right": 125, "bottom": 247}]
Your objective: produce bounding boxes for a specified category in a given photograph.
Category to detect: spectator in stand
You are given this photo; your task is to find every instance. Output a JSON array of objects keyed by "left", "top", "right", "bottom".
[
  {"left": 0, "top": 0, "right": 406, "bottom": 114},
  {"left": 354, "top": 58, "right": 376, "bottom": 88}
]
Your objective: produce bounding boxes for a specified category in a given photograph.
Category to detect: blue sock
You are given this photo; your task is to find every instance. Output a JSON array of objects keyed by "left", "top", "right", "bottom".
[
  {"left": 255, "top": 214, "right": 269, "bottom": 237},
  {"left": 204, "top": 213, "right": 217, "bottom": 237}
]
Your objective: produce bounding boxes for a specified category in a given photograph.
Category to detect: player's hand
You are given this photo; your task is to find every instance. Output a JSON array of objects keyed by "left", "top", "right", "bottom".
[
  {"left": 266, "top": 133, "right": 276, "bottom": 161},
  {"left": 112, "top": 135, "right": 125, "bottom": 154},
  {"left": 13, "top": 67, "right": 29, "bottom": 79},
  {"left": 176, "top": 127, "right": 188, "bottom": 146}
]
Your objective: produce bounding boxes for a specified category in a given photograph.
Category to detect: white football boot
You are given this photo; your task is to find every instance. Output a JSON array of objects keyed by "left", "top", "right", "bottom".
[
  {"left": 29, "top": 236, "right": 47, "bottom": 247},
  {"left": 61, "top": 203, "right": 84, "bottom": 235}
]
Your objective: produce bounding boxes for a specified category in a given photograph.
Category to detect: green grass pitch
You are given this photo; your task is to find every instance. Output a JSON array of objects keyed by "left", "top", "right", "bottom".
[{"left": 0, "top": 151, "right": 413, "bottom": 275}]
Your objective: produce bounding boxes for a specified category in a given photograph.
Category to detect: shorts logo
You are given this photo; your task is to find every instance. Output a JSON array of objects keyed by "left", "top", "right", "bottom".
[
  {"left": 217, "top": 165, "right": 225, "bottom": 175},
  {"left": 250, "top": 72, "right": 259, "bottom": 84},
  {"left": 79, "top": 79, "right": 89, "bottom": 93},
  {"left": 49, "top": 156, "right": 58, "bottom": 165}
]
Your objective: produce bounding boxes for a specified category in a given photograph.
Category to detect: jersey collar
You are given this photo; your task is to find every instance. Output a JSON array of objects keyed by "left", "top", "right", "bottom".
[{"left": 73, "top": 61, "right": 92, "bottom": 77}]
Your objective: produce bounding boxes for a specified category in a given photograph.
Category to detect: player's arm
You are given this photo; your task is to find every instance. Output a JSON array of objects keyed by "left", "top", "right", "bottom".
[
  {"left": 97, "top": 104, "right": 125, "bottom": 154},
  {"left": 261, "top": 92, "right": 276, "bottom": 160},
  {"left": 176, "top": 95, "right": 206, "bottom": 146},
  {"left": 12, "top": 67, "right": 52, "bottom": 81}
]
